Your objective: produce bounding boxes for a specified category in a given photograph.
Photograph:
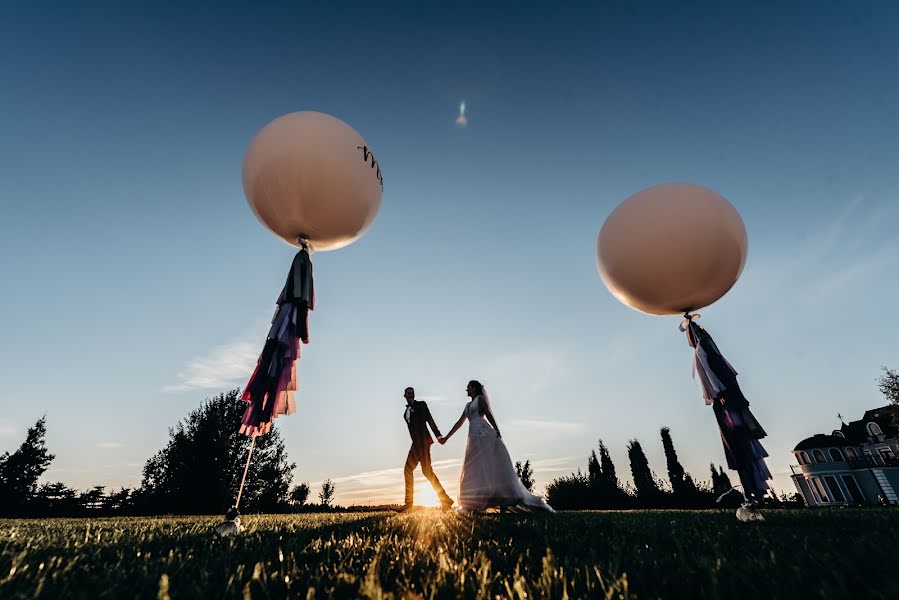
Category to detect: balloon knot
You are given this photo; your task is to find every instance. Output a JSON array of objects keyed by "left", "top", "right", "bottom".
[{"left": 679, "top": 312, "right": 700, "bottom": 332}]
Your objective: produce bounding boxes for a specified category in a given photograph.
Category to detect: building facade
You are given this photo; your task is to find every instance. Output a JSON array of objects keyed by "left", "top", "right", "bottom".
[{"left": 790, "top": 405, "right": 899, "bottom": 507}]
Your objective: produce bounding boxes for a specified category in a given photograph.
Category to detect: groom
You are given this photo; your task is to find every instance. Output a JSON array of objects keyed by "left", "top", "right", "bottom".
[{"left": 400, "top": 386, "right": 453, "bottom": 511}]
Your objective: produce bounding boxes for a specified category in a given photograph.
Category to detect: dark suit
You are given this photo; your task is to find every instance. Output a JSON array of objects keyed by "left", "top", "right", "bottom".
[{"left": 403, "top": 400, "right": 452, "bottom": 506}]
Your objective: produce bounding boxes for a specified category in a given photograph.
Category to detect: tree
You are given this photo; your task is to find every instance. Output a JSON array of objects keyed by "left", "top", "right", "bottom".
[
  {"left": 515, "top": 460, "right": 535, "bottom": 492},
  {"left": 30, "top": 482, "right": 135, "bottom": 518},
  {"left": 597, "top": 440, "right": 620, "bottom": 492},
  {"left": 290, "top": 482, "right": 310, "bottom": 507},
  {"left": 588, "top": 440, "right": 629, "bottom": 508},
  {"left": 660, "top": 428, "right": 685, "bottom": 491},
  {"left": 547, "top": 438, "right": 631, "bottom": 510},
  {"left": 319, "top": 479, "right": 335, "bottom": 507},
  {"left": 660, "top": 427, "right": 698, "bottom": 501},
  {"left": 79, "top": 485, "right": 107, "bottom": 512},
  {"left": 34, "top": 481, "right": 78, "bottom": 517},
  {"left": 545, "top": 471, "right": 592, "bottom": 509},
  {"left": 587, "top": 450, "right": 600, "bottom": 482},
  {"left": 0, "top": 416, "right": 55, "bottom": 516},
  {"left": 627, "top": 439, "right": 662, "bottom": 504},
  {"left": 710, "top": 463, "right": 734, "bottom": 498},
  {"left": 878, "top": 367, "right": 899, "bottom": 405},
  {"left": 139, "top": 389, "right": 296, "bottom": 514},
  {"left": 107, "top": 487, "right": 135, "bottom": 515}
]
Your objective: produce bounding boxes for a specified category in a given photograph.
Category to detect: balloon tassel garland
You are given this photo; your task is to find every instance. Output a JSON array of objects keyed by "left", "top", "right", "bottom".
[
  {"left": 680, "top": 313, "right": 772, "bottom": 519},
  {"left": 240, "top": 239, "right": 314, "bottom": 437},
  {"left": 214, "top": 112, "right": 383, "bottom": 536},
  {"left": 596, "top": 183, "right": 770, "bottom": 522}
]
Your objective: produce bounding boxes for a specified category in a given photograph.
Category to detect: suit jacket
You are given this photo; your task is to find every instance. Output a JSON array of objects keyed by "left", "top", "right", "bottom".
[{"left": 405, "top": 400, "right": 442, "bottom": 459}]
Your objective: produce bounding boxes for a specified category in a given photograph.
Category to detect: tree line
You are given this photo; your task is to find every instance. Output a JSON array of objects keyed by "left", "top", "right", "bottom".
[
  {"left": 543, "top": 428, "right": 797, "bottom": 509},
  {"left": 0, "top": 390, "right": 335, "bottom": 517}
]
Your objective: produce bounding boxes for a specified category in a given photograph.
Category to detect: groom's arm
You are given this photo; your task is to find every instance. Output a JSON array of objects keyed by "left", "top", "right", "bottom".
[{"left": 423, "top": 403, "right": 443, "bottom": 438}]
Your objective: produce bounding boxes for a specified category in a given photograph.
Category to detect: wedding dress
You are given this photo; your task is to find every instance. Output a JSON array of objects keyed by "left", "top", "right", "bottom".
[{"left": 457, "top": 393, "right": 554, "bottom": 512}]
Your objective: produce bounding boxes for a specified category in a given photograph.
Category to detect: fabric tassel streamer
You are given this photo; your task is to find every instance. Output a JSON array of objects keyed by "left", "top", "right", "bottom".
[
  {"left": 681, "top": 315, "right": 772, "bottom": 503},
  {"left": 240, "top": 247, "right": 314, "bottom": 436}
]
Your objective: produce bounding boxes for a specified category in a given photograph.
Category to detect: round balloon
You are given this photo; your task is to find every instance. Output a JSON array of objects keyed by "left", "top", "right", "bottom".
[
  {"left": 243, "top": 112, "right": 383, "bottom": 251},
  {"left": 596, "top": 183, "right": 748, "bottom": 315}
]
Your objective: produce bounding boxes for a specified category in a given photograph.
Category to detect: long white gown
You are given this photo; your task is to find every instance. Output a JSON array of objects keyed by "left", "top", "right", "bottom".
[{"left": 457, "top": 395, "right": 554, "bottom": 512}]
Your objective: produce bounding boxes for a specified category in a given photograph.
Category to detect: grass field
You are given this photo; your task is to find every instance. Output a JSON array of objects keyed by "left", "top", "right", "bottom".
[{"left": 1, "top": 509, "right": 895, "bottom": 599}]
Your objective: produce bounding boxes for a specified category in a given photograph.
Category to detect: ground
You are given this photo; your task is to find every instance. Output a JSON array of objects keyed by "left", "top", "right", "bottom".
[{"left": 1, "top": 509, "right": 895, "bottom": 599}]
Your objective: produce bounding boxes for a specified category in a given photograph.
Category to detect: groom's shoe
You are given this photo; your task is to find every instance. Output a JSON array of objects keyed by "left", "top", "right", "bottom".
[
  {"left": 397, "top": 503, "right": 414, "bottom": 513},
  {"left": 440, "top": 499, "right": 454, "bottom": 511}
]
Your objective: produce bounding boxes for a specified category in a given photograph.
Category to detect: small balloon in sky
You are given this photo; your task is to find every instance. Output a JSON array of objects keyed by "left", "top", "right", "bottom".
[{"left": 455, "top": 100, "right": 468, "bottom": 126}]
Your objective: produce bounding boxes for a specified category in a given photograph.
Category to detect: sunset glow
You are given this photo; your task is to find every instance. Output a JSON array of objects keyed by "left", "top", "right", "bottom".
[{"left": 414, "top": 480, "right": 441, "bottom": 507}]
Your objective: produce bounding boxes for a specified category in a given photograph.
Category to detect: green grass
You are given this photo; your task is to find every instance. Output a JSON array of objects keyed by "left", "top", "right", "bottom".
[{"left": 1, "top": 509, "right": 895, "bottom": 599}]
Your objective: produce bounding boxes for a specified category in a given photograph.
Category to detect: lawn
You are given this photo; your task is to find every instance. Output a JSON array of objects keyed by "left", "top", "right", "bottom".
[{"left": 1, "top": 509, "right": 894, "bottom": 599}]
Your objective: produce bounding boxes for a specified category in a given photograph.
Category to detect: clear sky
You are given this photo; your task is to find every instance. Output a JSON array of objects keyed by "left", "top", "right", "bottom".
[{"left": 1, "top": 0, "right": 898, "bottom": 506}]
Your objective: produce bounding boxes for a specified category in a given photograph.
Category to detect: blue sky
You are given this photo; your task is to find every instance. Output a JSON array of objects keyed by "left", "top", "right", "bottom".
[{"left": 1, "top": 1, "right": 898, "bottom": 505}]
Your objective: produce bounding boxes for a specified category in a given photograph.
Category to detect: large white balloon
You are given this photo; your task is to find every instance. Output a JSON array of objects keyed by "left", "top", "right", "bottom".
[
  {"left": 596, "top": 183, "right": 748, "bottom": 316},
  {"left": 243, "top": 112, "right": 383, "bottom": 251}
]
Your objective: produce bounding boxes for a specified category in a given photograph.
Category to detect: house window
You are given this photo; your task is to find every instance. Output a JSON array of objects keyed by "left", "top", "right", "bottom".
[
  {"left": 811, "top": 477, "right": 830, "bottom": 503},
  {"left": 879, "top": 448, "right": 895, "bottom": 462},
  {"left": 805, "top": 478, "right": 821, "bottom": 503},
  {"left": 846, "top": 447, "right": 857, "bottom": 459},
  {"left": 868, "top": 422, "right": 884, "bottom": 437},
  {"left": 829, "top": 448, "right": 845, "bottom": 462},
  {"left": 800, "top": 451, "right": 811, "bottom": 465},
  {"left": 824, "top": 476, "right": 846, "bottom": 503},
  {"left": 833, "top": 431, "right": 845, "bottom": 438},
  {"left": 813, "top": 449, "right": 827, "bottom": 464},
  {"left": 841, "top": 475, "right": 863, "bottom": 504}
]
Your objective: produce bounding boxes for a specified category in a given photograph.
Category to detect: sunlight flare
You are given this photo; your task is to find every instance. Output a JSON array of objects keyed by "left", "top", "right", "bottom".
[{"left": 414, "top": 479, "right": 441, "bottom": 507}]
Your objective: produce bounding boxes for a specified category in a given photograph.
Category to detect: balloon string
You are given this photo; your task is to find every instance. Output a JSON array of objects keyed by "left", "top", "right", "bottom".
[{"left": 235, "top": 435, "right": 257, "bottom": 509}]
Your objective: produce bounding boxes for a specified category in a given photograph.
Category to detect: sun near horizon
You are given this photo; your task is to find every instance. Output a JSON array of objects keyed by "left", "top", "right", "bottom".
[{"left": 414, "top": 480, "right": 442, "bottom": 507}]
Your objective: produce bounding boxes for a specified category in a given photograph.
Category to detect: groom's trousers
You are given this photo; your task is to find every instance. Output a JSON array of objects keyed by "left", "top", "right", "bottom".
[{"left": 404, "top": 446, "right": 453, "bottom": 506}]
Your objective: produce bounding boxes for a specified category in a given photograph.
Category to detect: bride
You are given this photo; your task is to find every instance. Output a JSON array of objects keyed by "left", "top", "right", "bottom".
[{"left": 439, "top": 380, "right": 554, "bottom": 513}]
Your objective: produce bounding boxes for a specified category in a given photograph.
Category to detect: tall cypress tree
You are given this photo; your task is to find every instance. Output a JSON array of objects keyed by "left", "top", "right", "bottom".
[
  {"left": 594, "top": 439, "right": 628, "bottom": 507},
  {"left": 587, "top": 450, "right": 601, "bottom": 481},
  {"left": 660, "top": 427, "right": 685, "bottom": 490},
  {"left": 598, "top": 440, "right": 619, "bottom": 490},
  {"left": 627, "top": 439, "right": 661, "bottom": 502},
  {"left": 660, "top": 427, "right": 697, "bottom": 500}
]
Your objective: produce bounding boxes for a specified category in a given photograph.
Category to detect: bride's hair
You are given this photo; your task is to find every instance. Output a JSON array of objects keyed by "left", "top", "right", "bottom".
[{"left": 468, "top": 380, "right": 484, "bottom": 396}]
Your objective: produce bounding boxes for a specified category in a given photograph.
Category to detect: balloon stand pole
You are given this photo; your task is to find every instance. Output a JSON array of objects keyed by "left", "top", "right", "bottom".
[
  {"left": 235, "top": 435, "right": 257, "bottom": 509},
  {"left": 214, "top": 435, "right": 256, "bottom": 536},
  {"left": 716, "top": 485, "right": 749, "bottom": 505}
]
